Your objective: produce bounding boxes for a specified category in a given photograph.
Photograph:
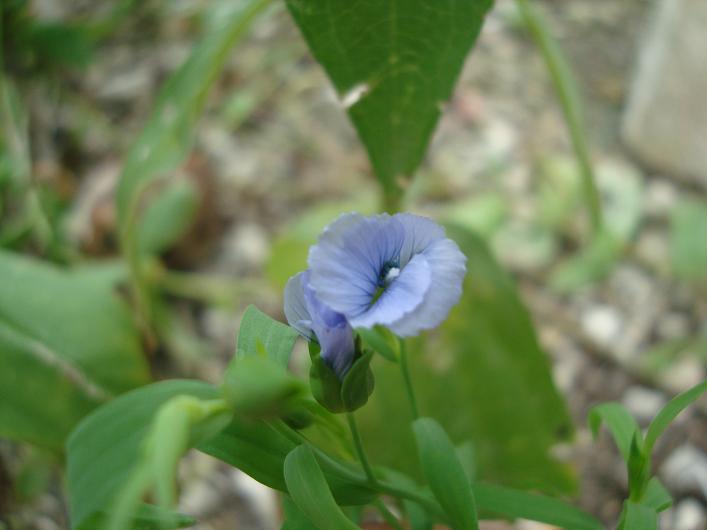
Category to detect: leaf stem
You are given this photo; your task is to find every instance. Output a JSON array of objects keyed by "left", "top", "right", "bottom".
[
  {"left": 515, "top": 0, "right": 603, "bottom": 234},
  {"left": 346, "top": 412, "right": 378, "bottom": 487},
  {"left": 399, "top": 339, "right": 419, "bottom": 420}
]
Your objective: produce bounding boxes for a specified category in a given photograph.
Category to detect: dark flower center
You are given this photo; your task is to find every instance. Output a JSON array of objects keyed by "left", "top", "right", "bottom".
[{"left": 371, "top": 258, "right": 401, "bottom": 305}]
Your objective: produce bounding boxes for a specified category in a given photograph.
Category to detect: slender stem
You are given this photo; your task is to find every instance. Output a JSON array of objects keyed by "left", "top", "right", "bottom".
[
  {"left": 399, "top": 339, "right": 419, "bottom": 420},
  {"left": 515, "top": 0, "right": 603, "bottom": 234},
  {"left": 346, "top": 412, "right": 378, "bottom": 487},
  {"left": 372, "top": 498, "right": 405, "bottom": 530},
  {"left": 376, "top": 482, "right": 445, "bottom": 521}
]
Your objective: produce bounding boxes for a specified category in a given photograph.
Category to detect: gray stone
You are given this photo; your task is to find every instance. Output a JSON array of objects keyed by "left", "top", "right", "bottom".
[
  {"left": 581, "top": 304, "right": 623, "bottom": 350},
  {"left": 662, "top": 444, "right": 707, "bottom": 498},
  {"left": 622, "top": 0, "right": 707, "bottom": 188},
  {"left": 673, "top": 498, "right": 707, "bottom": 530},
  {"left": 622, "top": 386, "right": 666, "bottom": 425}
]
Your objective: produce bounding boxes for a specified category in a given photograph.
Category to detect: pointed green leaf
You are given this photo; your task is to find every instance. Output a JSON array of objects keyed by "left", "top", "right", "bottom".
[
  {"left": 340, "top": 351, "right": 375, "bottom": 411},
  {"left": 474, "top": 483, "right": 603, "bottom": 530},
  {"left": 283, "top": 446, "right": 359, "bottom": 530},
  {"left": 644, "top": 380, "right": 707, "bottom": 453},
  {"left": 642, "top": 477, "right": 672, "bottom": 513},
  {"left": 285, "top": 0, "right": 493, "bottom": 195},
  {"left": 236, "top": 305, "right": 299, "bottom": 367},
  {"left": 588, "top": 402, "right": 641, "bottom": 462},
  {"left": 621, "top": 502, "right": 658, "bottom": 530},
  {"left": 413, "top": 418, "right": 479, "bottom": 530}
]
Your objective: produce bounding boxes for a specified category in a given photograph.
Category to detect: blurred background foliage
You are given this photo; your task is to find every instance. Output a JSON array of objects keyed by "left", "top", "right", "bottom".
[{"left": 0, "top": 0, "right": 705, "bottom": 528}]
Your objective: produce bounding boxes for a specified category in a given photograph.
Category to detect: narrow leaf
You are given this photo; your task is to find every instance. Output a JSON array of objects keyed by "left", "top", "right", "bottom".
[
  {"left": 116, "top": 0, "right": 270, "bottom": 224},
  {"left": 474, "top": 483, "right": 604, "bottom": 530},
  {"left": 283, "top": 446, "right": 359, "bottom": 530},
  {"left": 588, "top": 402, "right": 641, "bottom": 462},
  {"left": 413, "top": 418, "right": 479, "bottom": 530},
  {"left": 644, "top": 380, "right": 707, "bottom": 453}
]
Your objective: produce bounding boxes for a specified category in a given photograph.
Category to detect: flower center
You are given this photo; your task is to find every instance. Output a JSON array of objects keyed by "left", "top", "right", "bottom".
[
  {"left": 371, "top": 259, "right": 401, "bottom": 305},
  {"left": 378, "top": 259, "right": 401, "bottom": 288}
]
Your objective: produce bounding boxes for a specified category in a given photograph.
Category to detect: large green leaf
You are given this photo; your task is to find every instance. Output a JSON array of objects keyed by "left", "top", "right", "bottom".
[
  {"left": 0, "top": 252, "right": 149, "bottom": 450},
  {"left": 116, "top": 0, "right": 270, "bottom": 226},
  {"left": 67, "top": 380, "right": 219, "bottom": 530},
  {"left": 359, "top": 226, "right": 575, "bottom": 492},
  {"left": 285, "top": 0, "right": 493, "bottom": 197}
]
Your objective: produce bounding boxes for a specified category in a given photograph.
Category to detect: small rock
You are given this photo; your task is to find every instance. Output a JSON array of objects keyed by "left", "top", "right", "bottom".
[
  {"left": 215, "top": 223, "right": 270, "bottom": 274},
  {"left": 662, "top": 445, "right": 707, "bottom": 498},
  {"left": 644, "top": 179, "right": 679, "bottom": 218},
  {"left": 661, "top": 357, "right": 706, "bottom": 395},
  {"left": 622, "top": 0, "right": 707, "bottom": 188},
  {"left": 657, "top": 312, "right": 691, "bottom": 341},
  {"left": 581, "top": 305, "right": 623, "bottom": 350},
  {"left": 622, "top": 386, "right": 666, "bottom": 424},
  {"left": 32, "top": 517, "right": 60, "bottom": 530},
  {"left": 231, "top": 470, "right": 279, "bottom": 530},
  {"left": 673, "top": 498, "right": 707, "bottom": 530},
  {"left": 635, "top": 228, "right": 670, "bottom": 275}
]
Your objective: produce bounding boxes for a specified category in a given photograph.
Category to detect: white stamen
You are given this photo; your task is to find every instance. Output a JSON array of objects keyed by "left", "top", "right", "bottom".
[{"left": 385, "top": 267, "right": 400, "bottom": 284}]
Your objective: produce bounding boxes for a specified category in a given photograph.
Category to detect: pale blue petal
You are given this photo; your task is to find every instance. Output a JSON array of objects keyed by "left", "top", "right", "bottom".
[
  {"left": 348, "top": 253, "right": 432, "bottom": 329},
  {"left": 302, "top": 273, "right": 355, "bottom": 379},
  {"left": 308, "top": 212, "right": 405, "bottom": 318},
  {"left": 283, "top": 272, "right": 314, "bottom": 340},
  {"left": 388, "top": 238, "right": 467, "bottom": 337},
  {"left": 395, "top": 213, "right": 446, "bottom": 267}
]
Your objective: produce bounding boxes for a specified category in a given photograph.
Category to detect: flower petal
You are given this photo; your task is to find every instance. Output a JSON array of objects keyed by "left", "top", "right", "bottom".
[
  {"left": 395, "top": 212, "right": 446, "bottom": 267},
  {"left": 388, "top": 237, "right": 467, "bottom": 337},
  {"left": 284, "top": 271, "right": 314, "bottom": 339},
  {"left": 308, "top": 212, "right": 406, "bottom": 318},
  {"left": 349, "top": 252, "right": 432, "bottom": 329},
  {"left": 301, "top": 274, "right": 355, "bottom": 378}
]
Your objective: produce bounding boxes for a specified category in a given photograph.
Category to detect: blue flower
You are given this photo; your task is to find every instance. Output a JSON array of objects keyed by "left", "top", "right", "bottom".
[
  {"left": 307, "top": 212, "right": 466, "bottom": 337},
  {"left": 284, "top": 270, "right": 355, "bottom": 378}
]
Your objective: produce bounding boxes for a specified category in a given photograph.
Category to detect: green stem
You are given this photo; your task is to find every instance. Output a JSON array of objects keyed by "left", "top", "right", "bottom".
[
  {"left": 515, "top": 0, "right": 603, "bottom": 234},
  {"left": 151, "top": 265, "right": 270, "bottom": 306},
  {"left": 399, "top": 339, "right": 419, "bottom": 420},
  {"left": 381, "top": 186, "right": 403, "bottom": 214},
  {"left": 346, "top": 412, "right": 378, "bottom": 487},
  {"left": 372, "top": 498, "right": 405, "bottom": 530}
]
